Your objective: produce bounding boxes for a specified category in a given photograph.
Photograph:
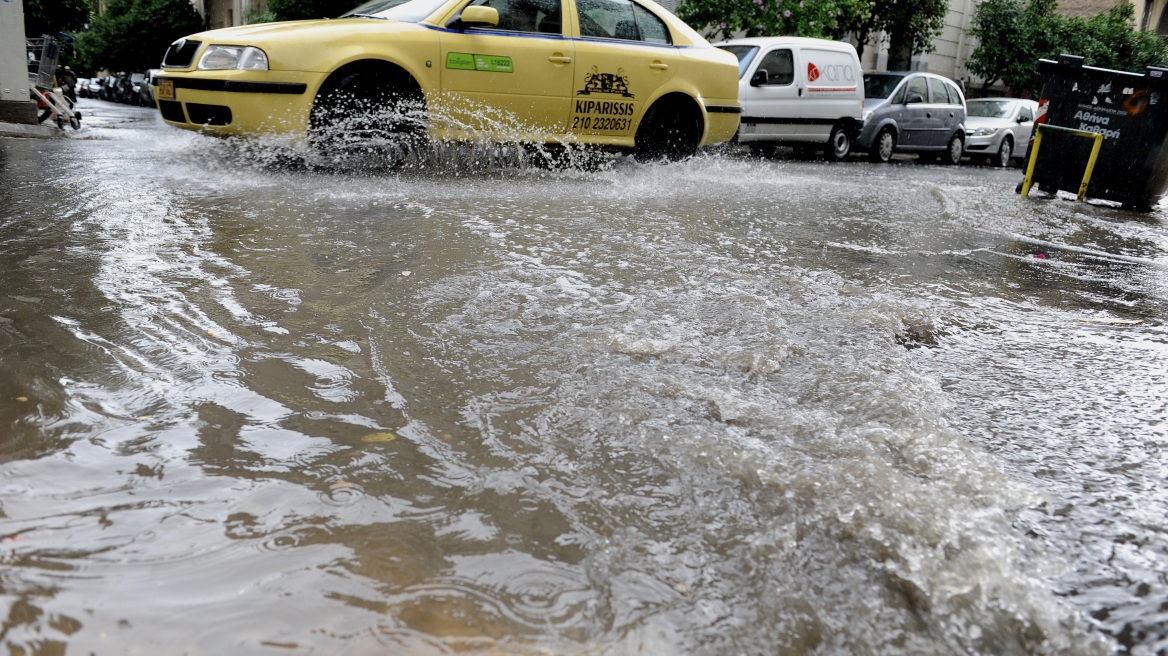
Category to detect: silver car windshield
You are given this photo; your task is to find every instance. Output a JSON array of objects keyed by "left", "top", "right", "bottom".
[
  {"left": 717, "top": 45, "right": 760, "bottom": 79},
  {"left": 340, "top": 0, "right": 450, "bottom": 21},
  {"left": 967, "top": 100, "right": 1016, "bottom": 118},
  {"left": 863, "top": 73, "right": 904, "bottom": 99}
]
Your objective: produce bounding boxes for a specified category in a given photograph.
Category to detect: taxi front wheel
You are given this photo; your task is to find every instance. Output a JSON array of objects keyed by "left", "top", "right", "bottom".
[
  {"left": 308, "top": 65, "right": 425, "bottom": 168},
  {"left": 633, "top": 98, "right": 702, "bottom": 162}
]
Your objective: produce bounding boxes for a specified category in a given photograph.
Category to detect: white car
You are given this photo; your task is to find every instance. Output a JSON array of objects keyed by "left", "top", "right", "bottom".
[
  {"left": 963, "top": 97, "right": 1038, "bottom": 167},
  {"left": 716, "top": 37, "right": 864, "bottom": 161}
]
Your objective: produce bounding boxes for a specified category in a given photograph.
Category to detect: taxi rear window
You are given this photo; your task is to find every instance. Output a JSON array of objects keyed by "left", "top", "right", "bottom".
[{"left": 577, "top": 0, "right": 672, "bottom": 44}]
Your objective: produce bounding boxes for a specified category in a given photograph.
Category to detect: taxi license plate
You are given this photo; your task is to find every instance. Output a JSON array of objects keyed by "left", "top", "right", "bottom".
[{"left": 158, "top": 79, "right": 174, "bottom": 100}]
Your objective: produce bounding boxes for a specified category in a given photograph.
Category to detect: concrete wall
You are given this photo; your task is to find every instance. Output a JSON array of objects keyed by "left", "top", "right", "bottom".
[{"left": 0, "top": 0, "right": 29, "bottom": 102}]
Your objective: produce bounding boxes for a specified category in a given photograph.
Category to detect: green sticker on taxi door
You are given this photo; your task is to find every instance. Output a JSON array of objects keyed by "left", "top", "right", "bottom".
[{"left": 446, "top": 52, "right": 513, "bottom": 73}]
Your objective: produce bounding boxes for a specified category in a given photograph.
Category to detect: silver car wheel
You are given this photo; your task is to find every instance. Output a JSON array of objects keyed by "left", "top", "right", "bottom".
[
  {"left": 996, "top": 137, "right": 1013, "bottom": 167},
  {"left": 869, "top": 128, "right": 895, "bottom": 163},
  {"left": 945, "top": 135, "right": 963, "bottom": 165}
]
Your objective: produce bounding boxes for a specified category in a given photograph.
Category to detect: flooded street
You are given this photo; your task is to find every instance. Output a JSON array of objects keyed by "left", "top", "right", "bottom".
[{"left": 2, "top": 99, "right": 1167, "bottom": 655}]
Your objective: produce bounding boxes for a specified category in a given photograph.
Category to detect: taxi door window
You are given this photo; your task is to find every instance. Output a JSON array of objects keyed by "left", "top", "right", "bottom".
[
  {"left": 471, "top": 0, "right": 562, "bottom": 33},
  {"left": 577, "top": 0, "right": 637, "bottom": 39},
  {"left": 632, "top": 3, "right": 671, "bottom": 44},
  {"left": 928, "top": 77, "right": 949, "bottom": 104},
  {"left": 755, "top": 49, "right": 794, "bottom": 86}
]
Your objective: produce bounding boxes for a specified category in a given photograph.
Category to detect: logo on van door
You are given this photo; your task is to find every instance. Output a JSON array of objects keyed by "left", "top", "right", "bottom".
[{"left": 807, "top": 62, "right": 856, "bottom": 84}]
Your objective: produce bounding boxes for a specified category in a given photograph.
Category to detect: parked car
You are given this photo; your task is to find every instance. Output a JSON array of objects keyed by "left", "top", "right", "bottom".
[
  {"left": 99, "top": 75, "right": 120, "bottom": 101},
  {"left": 857, "top": 71, "right": 967, "bottom": 164},
  {"left": 962, "top": 97, "right": 1038, "bottom": 167},
  {"left": 140, "top": 69, "right": 162, "bottom": 106},
  {"left": 76, "top": 77, "right": 91, "bottom": 98},
  {"left": 86, "top": 77, "right": 104, "bottom": 99},
  {"left": 716, "top": 36, "right": 863, "bottom": 161},
  {"left": 153, "top": 0, "right": 742, "bottom": 162}
]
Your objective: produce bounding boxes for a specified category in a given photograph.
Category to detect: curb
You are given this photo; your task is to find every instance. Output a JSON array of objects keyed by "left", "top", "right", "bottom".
[{"left": 0, "top": 121, "right": 70, "bottom": 139}]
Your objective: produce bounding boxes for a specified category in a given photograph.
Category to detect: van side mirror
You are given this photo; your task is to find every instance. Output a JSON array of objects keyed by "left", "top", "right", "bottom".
[
  {"left": 455, "top": 5, "right": 499, "bottom": 27},
  {"left": 750, "top": 69, "right": 769, "bottom": 86},
  {"left": 906, "top": 93, "right": 924, "bottom": 104}
]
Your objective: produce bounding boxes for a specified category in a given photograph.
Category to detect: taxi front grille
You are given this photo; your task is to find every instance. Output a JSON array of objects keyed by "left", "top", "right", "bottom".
[
  {"left": 158, "top": 100, "right": 185, "bottom": 123},
  {"left": 186, "top": 103, "right": 232, "bottom": 126},
  {"left": 162, "top": 40, "right": 202, "bottom": 68}
]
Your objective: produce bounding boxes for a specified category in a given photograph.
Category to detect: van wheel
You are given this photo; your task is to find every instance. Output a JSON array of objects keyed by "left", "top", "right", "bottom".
[
  {"left": 944, "top": 134, "right": 964, "bottom": 165},
  {"left": 869, "top": 127, "right": 895, "bottom": 163},
  {"left": 827, "top": 124, "right": 851, "bottom": 161}
]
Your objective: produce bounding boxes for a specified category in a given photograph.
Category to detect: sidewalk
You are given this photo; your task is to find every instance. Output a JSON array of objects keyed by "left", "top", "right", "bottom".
[{"left": 0, "top": 120, "right": 70, "bottom": 139}]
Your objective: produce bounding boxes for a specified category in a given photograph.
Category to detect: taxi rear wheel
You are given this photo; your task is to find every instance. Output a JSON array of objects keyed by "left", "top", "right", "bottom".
[
  {"left": 308, "top": 64, "right": 425, "bottom": 168},
  {"left": 633, "top": 97, "right": 702, "bottom": 162}
]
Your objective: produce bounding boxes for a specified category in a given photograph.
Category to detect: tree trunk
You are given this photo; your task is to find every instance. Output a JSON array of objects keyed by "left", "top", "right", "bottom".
[{"left": 887, "top": 30, "right": 914, "bottom": 71}]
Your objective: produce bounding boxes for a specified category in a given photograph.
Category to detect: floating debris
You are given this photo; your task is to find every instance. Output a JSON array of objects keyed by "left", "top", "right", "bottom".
[{"left": 361, "top": 432, "right": 398, "bottom": 443}]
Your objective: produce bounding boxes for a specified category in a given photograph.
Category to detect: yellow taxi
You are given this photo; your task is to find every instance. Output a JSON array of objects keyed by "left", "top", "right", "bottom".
[{"left": 153, "top": 0, "right": 741, "bottom": 160}]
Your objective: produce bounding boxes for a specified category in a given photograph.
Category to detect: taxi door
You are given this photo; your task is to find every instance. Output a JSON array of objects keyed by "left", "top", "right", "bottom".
[
  {"left": 440, "top": 0, "right": 575, "bottom": 136},
  {"left": 739, "top": 47, "right": 800, "bottom": 140},
  {"left": 569, "top": 0, "right": 676, "bottom": 140}
]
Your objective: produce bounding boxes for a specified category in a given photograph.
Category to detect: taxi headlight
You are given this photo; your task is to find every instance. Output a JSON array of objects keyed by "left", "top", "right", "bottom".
[
  {"left": 198, "top": 45, "right": 269, "bottom": 71},
  {"left": 972, "top": 126, "right": 997, "bottom": 136}
]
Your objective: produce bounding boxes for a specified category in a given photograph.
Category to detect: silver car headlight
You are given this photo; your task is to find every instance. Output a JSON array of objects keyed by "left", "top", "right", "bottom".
[
  {"left": 972, "top": 127, "right": 997, "bottom": 136},
  {"left": 862, "top": 109, "right": 873, "bottom": 123},
  {"left": 197, "top": 45, "right": 269, "bottom": 71}
]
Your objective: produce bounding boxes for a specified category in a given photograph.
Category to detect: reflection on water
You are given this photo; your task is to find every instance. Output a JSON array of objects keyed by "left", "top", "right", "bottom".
[{"left": 0, "top": 104, "right": 1166, "bottom": 654}]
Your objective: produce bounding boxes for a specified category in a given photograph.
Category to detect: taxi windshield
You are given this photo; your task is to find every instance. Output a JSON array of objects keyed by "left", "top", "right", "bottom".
[
  {"left": 967, "top": 100, "right": 1016, "bottom": 118},
  {"left": 717, "top": 45, "right": 760, "bottom": 79},
  {"left": 863, "top": 73, "right": 904, "bottom": 99},
  {"left": 340, "top": 0, "right": 450, "bottom": 21}
]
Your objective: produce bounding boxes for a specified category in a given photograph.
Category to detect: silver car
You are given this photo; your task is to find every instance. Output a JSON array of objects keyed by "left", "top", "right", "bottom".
[
  {"left": 962, "top": 97, "right": 1039, "bottom": 167},
  {"left": 857, "top": 72, "right": 967, "bottom": 164}
]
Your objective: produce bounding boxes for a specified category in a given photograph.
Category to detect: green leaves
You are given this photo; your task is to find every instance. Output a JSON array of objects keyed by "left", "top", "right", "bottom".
[
  {"left": 74, "top": 0, "right": 202, "bottom": 73},
  {"left": 678, "top": 0, "right": 874, "bottom": 42},
  {"left": 969, "top": 0, "right": 1168, "bottom": 96}
]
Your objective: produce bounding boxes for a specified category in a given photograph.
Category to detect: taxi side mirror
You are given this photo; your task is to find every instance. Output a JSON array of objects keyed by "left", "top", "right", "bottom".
[
  {"left": 458, "top": 5, "right": 499, "bottom": 27},
  {"left": 750, "top": 69, "right": 768, "bottom": 86},
  {"left": 905, "top": 93, "right": 924, "bottom": 104}
]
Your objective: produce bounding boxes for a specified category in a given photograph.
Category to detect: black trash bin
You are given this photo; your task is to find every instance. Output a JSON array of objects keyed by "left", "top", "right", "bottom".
[{"left": 1019, "top": 54, "right": 1168, "bottom": 210}]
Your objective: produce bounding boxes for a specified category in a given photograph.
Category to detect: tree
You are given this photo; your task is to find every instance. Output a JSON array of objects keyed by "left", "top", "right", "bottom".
[
  {"left": 968, "top": 0, "right": 1168, "bottom": 97},
  {"left": 677, "top": 0, "right": 874, "bottom": 42},
  {"left": 851, "top": 0, "right": 949, "bottom": 67},
  {"left": 75, "top": 0, "right": 203, "bottom": 72},
  {"left": 24, "top": 0, "right": 92, "bottom": 36}
]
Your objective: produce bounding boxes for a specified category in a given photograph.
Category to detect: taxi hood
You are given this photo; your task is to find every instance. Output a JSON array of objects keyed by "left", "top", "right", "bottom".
[{"left": 187, "top": 18, "right": 403, "bottom": 43}]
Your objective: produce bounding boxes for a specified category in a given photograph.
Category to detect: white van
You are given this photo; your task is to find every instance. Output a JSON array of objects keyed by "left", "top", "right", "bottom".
[{"left": 715, "top": 37, "right": 864, "bottom": 160}]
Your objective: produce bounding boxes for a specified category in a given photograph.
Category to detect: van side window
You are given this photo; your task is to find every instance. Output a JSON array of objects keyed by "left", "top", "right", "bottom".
[
  {"left": 928, "top": 77, "right": 949, "bottom": 104},
  {"left": 632, "top": 2, "right": 671, "bottom": 44},
  {"left": 755, "top": 49, "right": 794, "bottom": 86},
  {"left": 906, "top": 76, "right": 927, "bottom": 101}
]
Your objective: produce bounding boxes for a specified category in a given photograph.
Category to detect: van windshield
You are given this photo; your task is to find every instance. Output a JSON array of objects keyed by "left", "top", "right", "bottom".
[
  {"left": 863, "top": 73, "right": 904, "bottom": 99},
  {"left": 717, "top": 45, "right": 760, "bottom": 79}
]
